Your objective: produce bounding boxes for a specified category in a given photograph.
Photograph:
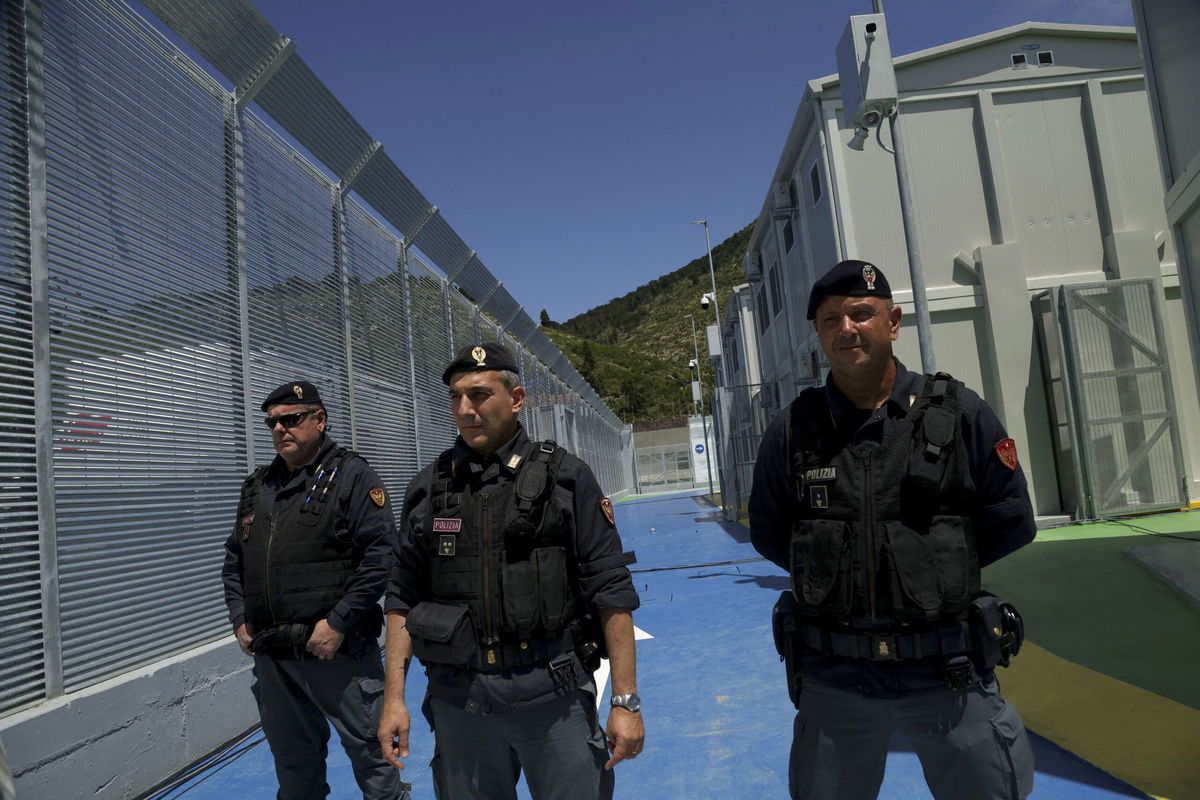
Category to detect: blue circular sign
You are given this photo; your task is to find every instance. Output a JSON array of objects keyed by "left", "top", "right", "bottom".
[{"left": 695, "top": 444, "right": 705, "bottom": 454}]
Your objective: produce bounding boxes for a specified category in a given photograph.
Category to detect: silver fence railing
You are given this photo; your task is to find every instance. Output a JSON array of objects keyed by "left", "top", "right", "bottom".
[
  {"left": 712, "top": 382, "right": 772, "bottom": 522},
  {"left": 0, "top": 0, "right": 629, "bottom": 718}
]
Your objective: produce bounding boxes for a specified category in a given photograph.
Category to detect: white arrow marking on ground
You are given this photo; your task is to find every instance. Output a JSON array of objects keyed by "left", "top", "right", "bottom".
[{"left": 594, "top": 625, "right": 654, "bottom": 710}]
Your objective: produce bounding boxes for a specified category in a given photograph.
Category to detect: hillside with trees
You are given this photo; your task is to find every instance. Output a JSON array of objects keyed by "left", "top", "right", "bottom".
[{"left": 539, "top": 222, "right": 754, "bottom": 423}]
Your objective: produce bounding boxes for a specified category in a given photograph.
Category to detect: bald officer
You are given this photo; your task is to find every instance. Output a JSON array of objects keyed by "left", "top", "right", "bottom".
[
  {"left": 750, "top": 261, "right": 1036, "bottom": 800},
  {"left": 379, "top": 343, "right": 644, "bottom": 800},
  {"left": 222, "top": 381, "right": 404, "bottom": 800}
]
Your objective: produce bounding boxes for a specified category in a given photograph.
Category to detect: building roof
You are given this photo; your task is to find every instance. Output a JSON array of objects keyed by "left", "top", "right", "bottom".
[{"left": 749, "top": 22, "right": 1139, "bottom": 252}]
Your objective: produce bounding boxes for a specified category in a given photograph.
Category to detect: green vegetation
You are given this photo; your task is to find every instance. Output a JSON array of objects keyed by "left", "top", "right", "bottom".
[
  {"left": 546, "top": 222, "right": 754, "bottom": 423},
  {"left": 543, "top": 326, "right": 695, "bottom": 420}
]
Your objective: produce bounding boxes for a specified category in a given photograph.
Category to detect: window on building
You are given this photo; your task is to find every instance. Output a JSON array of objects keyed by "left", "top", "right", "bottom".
[
  {"left": 729, "top": 337, "right": 741, "bottom": 375},
  {"left": 783, "top": 219, "right": 795, "bottom": 252},
  {"left": 1037, "top": 50, "right": 1054, "bottom": 66},
  {"left": 756, "top": 286, "right": 770, "bottom": 334},
  {"left": 809, "top": 163, "right": 822, "bottom": 205},
  {"left": 1011, "top": 53, "right": 1028, "bottom": 69},
  {"left": 768, "top": 263, "right": 783, "bottom": 316}
]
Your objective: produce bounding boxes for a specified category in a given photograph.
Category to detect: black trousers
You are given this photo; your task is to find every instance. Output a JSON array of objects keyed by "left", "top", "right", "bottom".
[
  {"left": 251, "top": 641, "right": 402, "bottom": 800},
  {"left": 790, "top": 676, "right": 1034, "bottom": 800}
]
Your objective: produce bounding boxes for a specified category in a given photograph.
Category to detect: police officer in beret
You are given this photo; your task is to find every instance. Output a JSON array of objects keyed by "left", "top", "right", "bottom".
[
  {"left": 750, "top": 260, "right": 1036, "bottom": 799},
  {"left": 378, "top": 343, "right": 644, "bottom": 799},
  {"left": 222, "top": 381, "right": 405, "bottom": 800}
]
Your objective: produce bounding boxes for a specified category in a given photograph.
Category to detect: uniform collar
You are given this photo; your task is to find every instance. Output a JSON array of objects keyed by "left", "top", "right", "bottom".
[
  {"left": 269, "top": 434, "right": 336, "bottom": 479},
  {"left": 452, "top": 424, "right": 530, "bottom": 476},
  {"left": 823, "top": 358, "right": 922, "bottom": 422}
]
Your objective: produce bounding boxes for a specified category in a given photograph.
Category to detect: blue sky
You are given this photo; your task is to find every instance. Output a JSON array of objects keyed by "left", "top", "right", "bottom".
[{"left": 221, "top": 0, "right": 1134, "bottom": 321}]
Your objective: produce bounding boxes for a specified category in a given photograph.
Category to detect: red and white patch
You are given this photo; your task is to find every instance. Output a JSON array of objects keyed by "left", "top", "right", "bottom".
[
  {"left": 433, "top": 517, "right": 463, "bottom": 533},
  {"left": 995, "top": 438, "right": 1018, "bottom": 471},
  {"left": 600, "top": 497, "right": 616, "bottom": 527}
]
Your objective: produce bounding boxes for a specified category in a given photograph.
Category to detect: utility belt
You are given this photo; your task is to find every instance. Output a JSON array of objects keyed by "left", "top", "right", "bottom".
[
  {"left": 407, "top": 600, "right": 596, "bottom": 673},
  {"left": 249, "top": 622, "right": 313, "bottom": 659},
  {"left": 773, "top": 591, "right": 1023, "bottom": 702},
  {"left": 249, "top": 606, "right": 384, "bottom": 660},
  {"left": 798, "top": 620, "right": 973, "bottom": 662}
]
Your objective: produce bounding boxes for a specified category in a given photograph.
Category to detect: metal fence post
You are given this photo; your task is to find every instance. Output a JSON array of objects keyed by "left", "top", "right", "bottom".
[{"left": 25, "top": 0, "right": 63, "bottom": 701}]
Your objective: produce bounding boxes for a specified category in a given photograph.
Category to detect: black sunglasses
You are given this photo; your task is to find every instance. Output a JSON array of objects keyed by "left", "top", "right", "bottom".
[{"left": 264, "top": 409, "right": 320, "bottom": 430}]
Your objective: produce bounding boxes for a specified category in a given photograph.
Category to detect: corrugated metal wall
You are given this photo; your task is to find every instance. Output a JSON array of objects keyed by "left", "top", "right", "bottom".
[{"left": 1, "top": 0, "right": 629, "bottom": 718}]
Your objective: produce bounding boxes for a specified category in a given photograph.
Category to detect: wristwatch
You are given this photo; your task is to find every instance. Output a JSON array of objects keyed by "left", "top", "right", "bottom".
[{"left": 610, "top": 693, "right": 641, "bottom": 713}]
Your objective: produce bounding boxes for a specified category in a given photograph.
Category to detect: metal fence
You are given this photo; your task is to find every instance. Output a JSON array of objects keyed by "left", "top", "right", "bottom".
[
  {"left": 0, "top": 0, "right": 628, "bottom": 718},
  {"left": 712, "top": 383, "right": 772, "bottom": 522}
]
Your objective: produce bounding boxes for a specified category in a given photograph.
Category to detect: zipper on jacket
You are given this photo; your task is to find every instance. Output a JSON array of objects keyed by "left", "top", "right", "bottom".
[
  {"left": 863, "top": 457, "right": 877, "bottom": 619},
  {"left": 266, "top": 513, "right": 278, "bottom": 623},
  {"left": 480, "top": 493, "right": 497, "bottom": 664}
]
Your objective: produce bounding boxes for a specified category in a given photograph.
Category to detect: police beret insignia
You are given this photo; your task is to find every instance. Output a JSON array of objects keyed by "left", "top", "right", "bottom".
[
  {"left": 369, "top": 487, "right": 386, "bottom": 507},
  {"left": 995, "top": 438, "right": 1018, "bottom": 471},
  {"left": 442, "top": 343, "right": 521, "bottom": 384},
  {"left": 806, "top": 259, "right": 893, "bottom": 319},
  {"left": 260, "top": 380, "right": 324, "bottom": 411},
  {"left": 600, "top": 497, "right": 615, "bottom": 527}
]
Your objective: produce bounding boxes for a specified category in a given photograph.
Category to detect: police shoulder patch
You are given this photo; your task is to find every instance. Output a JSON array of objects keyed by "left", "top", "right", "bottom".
[
  {"left": 600, "top": 497, "right": 615, "bottom": 527},
  {"left": 369, "top": 487, "right": 387, "bottom": 507},
  {"left": 995, "top": 438, "right": 1018, "bottom": 471}
]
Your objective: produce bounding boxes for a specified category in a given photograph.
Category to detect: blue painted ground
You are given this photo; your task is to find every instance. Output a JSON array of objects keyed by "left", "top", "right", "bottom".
[{"left": 152, "top": 489, "right": 1150, "bottom": 800}]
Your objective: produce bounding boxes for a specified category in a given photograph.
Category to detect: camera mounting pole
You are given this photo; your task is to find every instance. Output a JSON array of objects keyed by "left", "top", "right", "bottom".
[{"left": 837, "top": 5, "right": 935, "bottom": 373}]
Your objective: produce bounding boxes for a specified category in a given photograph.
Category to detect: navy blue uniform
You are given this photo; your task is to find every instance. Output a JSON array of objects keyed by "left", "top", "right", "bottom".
[
  {"left": 387, "top": 424, "right": 639, "bottom": 711},
  {"left": 750, "top": 360, "right": 1036, "bottom": 695},
  {"left": 222, "top": 436, "right": 402, "bottom": 800},
  {"left": 223, "top": 436, "right": 394, "bottom": 638},
  {"left": 388, "top": 425, "right": 638, "bottom": 799},
  {"left": 751, "top": 360, "right": 1037, "bottom": 799}
]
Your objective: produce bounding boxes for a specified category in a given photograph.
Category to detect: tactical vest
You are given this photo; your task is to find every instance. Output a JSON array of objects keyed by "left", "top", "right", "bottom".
[
  {"left": 787, "top": 373, "right": 980, "bottom": 624},
  {"left": 419, "top": 440, "right": 580, "bottom": 666},
  {"left": 238, "top": 447, "right": 356, "bottom": 629}
]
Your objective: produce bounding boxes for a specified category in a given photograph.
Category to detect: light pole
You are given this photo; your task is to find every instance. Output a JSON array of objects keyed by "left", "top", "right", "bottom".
[
  {"left": 692, "top": 220, "right": 725, "bottom": 383},
  {"left": 685, "top": 313, "right": 715, "bottom": 499}
]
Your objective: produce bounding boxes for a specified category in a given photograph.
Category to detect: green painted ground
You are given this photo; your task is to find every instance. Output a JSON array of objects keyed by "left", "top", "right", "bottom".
[{"left": 983, "top": 511, "right": 1200, "bottom": 712}]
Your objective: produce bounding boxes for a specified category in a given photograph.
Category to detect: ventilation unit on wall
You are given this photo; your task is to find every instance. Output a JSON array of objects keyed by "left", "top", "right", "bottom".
[
  {"left": 771, "top": 182, "right": 795, "bottom": 220},
  {"left": 744, "top": 250, "right": 763, "bottom": 277}
]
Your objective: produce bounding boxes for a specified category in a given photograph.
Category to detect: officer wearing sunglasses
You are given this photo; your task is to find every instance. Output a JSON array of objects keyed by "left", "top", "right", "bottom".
[{"left": 221, "top": 381, "right": 406, "bottom": 800}]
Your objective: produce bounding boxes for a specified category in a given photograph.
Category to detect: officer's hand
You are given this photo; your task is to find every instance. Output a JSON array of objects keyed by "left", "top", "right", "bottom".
[
  {"left": 377, "top": 699, "right": 411, "bottom": 770},
  {"left": 604, "top": 707, "right": 645, "bottom": 769},
  {"left": 235, "top": 623, "right": 254, "bottom": 656},
  {"left": 306, "top": 619, "right": 345, "bottom": 660}
]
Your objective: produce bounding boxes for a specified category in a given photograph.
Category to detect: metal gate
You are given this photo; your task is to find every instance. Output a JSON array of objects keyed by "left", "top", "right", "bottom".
[
  {"left": 1036, "top": 278, "right": 1188, "bottom": 518},
  {"left": 635, "top": 444, "right": 695, "bottom": 494}
]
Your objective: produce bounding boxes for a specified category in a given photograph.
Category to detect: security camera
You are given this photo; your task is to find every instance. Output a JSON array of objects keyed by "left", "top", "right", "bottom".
[
  {"left": 848, "top": 126, "right": 870, "bottom": 151},
  {"left": 862, "top": 109, "right": 882, "bottom": 127},
  {"left": 700, "top": 293, "right": 711, "bottom": 310},
  {"left": 688, "top": 359, "right": 698, "bottom": 369}
]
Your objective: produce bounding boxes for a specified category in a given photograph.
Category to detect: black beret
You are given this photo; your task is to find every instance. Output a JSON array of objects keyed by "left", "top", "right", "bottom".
[
  {"left": 442, "top": 343, "right": 521, "bottom": 384},
  {"left": 261, "top": 380, "right": 324, "bottom": 411},
  {"left": 806, "top": 259, "right": 892, "bottom": 319}
]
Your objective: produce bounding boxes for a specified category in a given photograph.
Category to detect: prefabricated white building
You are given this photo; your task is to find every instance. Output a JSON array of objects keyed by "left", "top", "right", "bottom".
[{"left": 740, "top": 21, "right": 1198, "bottom": 518}]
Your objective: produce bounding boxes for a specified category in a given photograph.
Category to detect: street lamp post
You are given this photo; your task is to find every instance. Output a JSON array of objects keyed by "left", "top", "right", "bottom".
[
  {"left": 685, "top": 313, "right": 715, "bottom": 499},
  {"left": 692, "top": 220, "right": 725, "bottom": 383}
]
